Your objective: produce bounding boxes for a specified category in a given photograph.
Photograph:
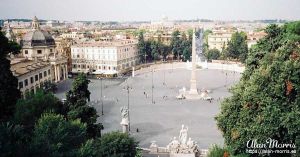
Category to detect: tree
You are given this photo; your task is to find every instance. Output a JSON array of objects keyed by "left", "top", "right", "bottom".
[
  {"left": 216, "top": 22, "right": 300, "bottom": 156},
  {"left": 96, "top": 132, "right": 138, "bottom": 157},
  {"left": 180, "top": 32, "right": 192, "bottom": 62},
  {"left": 41, "top": 80, "right": 57, "bottom": 93},
  {"left": 0, "top": 30, "right": 21, "bottom": 122},
  {"left": 161, "top": 44, "right": 170, "bottom": 60},
  {"left": 137, "top": 31, "right": 146, "bottom": 63},
  {"left": 226, "top": 32, "right": 248, "bottom": 63},
  {"left": 150, "top": 40, "right": 160, "bottom": 60},
  {"left": 31, "top": 113, "right": 87, "bottom": 157},
  {"left": 206, "top": 49, "right": 221, "bottom": 61},
  {"left": 67, "top": 100, "right": 102, "bottom": 138},
  {"left": 66, "top": 73, "right": 102, "bottom": 138},
  {"left": 202, "top": 29, "right": 212, "bottom": 55},
  {"left": 170, "top": 30, "right": 181, "bottom": 60},
  {"left": 78, "top": 139, "right": 97, "bottom": 157},
  {"left": 0, "top": 122, "right": 27, "bottom": 157},
  {"left": 14, "top": 90, "right": 65, "bottom": 134},
  {"left": 66, "top": 73, "right": 91, "bottom": 104},
  {"left": 182, "top": 40, "right": 191, "bottom": 61}
]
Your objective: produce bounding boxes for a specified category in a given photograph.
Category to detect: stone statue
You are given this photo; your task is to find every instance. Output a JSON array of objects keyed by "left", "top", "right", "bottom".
[
  {"left": 165, "top": 125, "right": 199, "bottom": 155},
  {"left": 179, "top": 125, "right": 188, "bottom": 145},
  {"left": 120, "top": 106, "right": 129, "bottom": 133},
  {"left": 186, "top": 138, "right": 199, "bottom": 153},
  {"left": 120, "top": 106, "right": 129, "bottom": 119},
  {"left": 167, "top": 137, "right": 180, "bottom": 153}
]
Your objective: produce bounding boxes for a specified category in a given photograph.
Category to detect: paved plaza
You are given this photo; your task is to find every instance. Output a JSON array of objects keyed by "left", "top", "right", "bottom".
[{"left": 55, "top": 63, "right": 241, "bottom": 149}]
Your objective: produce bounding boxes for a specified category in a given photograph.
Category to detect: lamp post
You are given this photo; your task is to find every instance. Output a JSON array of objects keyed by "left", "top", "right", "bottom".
[
  {"left": 144, "top": 53, "right": 148, "bottom": 64},
  {"left": 163, "top": 62, "right": 166, "bottom": 86},
  {"left": 152, "top": 68, "right": 154, "bottom": 104},
  {"left": 97, "top": 76, "right": 104, "bottom": 116}
]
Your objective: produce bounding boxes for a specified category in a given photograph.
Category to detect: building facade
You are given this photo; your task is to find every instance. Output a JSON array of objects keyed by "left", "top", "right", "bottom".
[
  {"left": 11, "top": 59, "right": 52, "bottom": 98},
  {"left": 71, "top": 40, "right": 138, "bottom": 75},
  {"left": 207, "top": 33, "right": 232, "bottom": 51},
  {"left": 20, "top": 16, "right": 68, "bottom": 83}
]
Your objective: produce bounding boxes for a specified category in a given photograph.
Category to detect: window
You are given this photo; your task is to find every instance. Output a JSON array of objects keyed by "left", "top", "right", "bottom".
[
  {"left": 24, "top": 79, "right": 28, "bottom": 86},
  {"left": 48, "top": 69, "right": 50, "bottom": 75},
  {"left": 30, "top": 77, "right": 34, "bottom": 84},
  {"left": 25, "top": 50, "right": 28, "bottom": 54},
  {"left": 35, "top": 75, "right": 38, "bottom": 81},
  {"left": 19, "top": 82, "right": 23, "bottom": 89},
  {"left": 37, "top": 50, "right": 42, "bottom": 54},
  {"left": 77, "top": 54, "right": 80, "bottom": 58},
  {"left": 44, "top": 71, "right": 47, "bottom": 77},
  {"left": 50, "top": 49, "right": 53, "bottom": 52},
  {"left": 39, "top": 73, "right": 43, "bottom": 79}
]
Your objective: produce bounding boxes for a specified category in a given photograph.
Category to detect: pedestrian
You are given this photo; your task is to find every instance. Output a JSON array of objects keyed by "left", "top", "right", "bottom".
[{"left": 136, "top": 128, "right": 139, "bottom": 132}]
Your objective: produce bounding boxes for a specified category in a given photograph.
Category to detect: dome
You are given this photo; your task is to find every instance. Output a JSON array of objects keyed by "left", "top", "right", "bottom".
[
  {"left": 21, "top": 16, "right": 55, "bottom": 47},
  {"left": 21, "top": 30, "right": 55, "bottom": 47}
]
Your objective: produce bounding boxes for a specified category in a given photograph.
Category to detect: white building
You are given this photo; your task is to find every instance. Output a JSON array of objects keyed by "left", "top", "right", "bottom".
[{"left": 71, "top": 40, "right": 139, "bottom": 75}]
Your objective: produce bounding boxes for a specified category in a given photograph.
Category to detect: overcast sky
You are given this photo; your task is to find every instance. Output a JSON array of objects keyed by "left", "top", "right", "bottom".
[{"left": 1, "top": 0, "right": 300, "bottom": 21}]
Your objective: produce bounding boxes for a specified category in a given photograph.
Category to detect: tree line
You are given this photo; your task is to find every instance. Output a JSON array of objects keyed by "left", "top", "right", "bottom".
[
  {"left": 139, "top": 28, "right": 249, "bottom": 64},
  {"left": 137, "top": 29, "right": 193, "bottom": 63}
]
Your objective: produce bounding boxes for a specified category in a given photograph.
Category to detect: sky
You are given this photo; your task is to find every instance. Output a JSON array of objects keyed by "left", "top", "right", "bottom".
[{"left": 1, "top": 0, "right": 300, "bottom": 22}]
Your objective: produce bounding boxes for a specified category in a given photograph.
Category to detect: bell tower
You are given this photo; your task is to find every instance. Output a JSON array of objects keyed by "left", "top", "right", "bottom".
[{"left": 31, "top": 16, "right": 40, "bottom": 30}]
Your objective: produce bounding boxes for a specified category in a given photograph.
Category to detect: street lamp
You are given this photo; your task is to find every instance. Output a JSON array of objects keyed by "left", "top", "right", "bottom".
[
  {"left": 144, "top": 53, "right": 148, "bottom": 64},
  {"left": 97, "top": 76, "right": 104, "bottom": 116},
  {"left": 152, "top": 68, "right": 154, "bottom": 104}
]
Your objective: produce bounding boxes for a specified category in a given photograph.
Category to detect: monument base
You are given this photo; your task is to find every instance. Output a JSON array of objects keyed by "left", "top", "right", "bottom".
[
  {"left": 184, "top": 93, "right": 202, "bottom": 100},
  {"left": 170, "top": 153, "right": 195, "bottom": 157}
]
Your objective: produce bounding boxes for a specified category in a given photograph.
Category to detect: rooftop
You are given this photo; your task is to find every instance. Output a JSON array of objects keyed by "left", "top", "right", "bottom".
[
  {"left": 72, "top": 39, "right": 137, "bottom": 48},
  {"left": 10, "top": 58, "right": 50, "bottom": 77}
]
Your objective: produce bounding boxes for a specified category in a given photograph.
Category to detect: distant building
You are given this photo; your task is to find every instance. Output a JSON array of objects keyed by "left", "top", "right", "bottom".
[
  {"left": 61, "top": 32, "right": 81, "bottom": 39},
  {"left": 0, "top": 20, "right": 3, "bottom": 27},
  {"left": 71, "top": 40, "right": 139, "bottom": 75},
  {"left": 247, "top": 31, "right": 266, "bottom": 48},
  {"left": 5, "top": 22, "right": 16, "bottom": 41},
  {"left": 46, "top": 20, "right": 63, "bottom": 27},
  {"left": 207, "top": 27, "right": 236, "bottom": 51},
  {"left": 55, "top": 37, "right": 74, "bottom": 72}
]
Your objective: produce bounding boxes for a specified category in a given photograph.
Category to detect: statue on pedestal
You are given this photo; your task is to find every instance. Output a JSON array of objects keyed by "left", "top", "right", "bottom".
[{"left": 120, "top": 106, "right": 129, "bottom": 133}]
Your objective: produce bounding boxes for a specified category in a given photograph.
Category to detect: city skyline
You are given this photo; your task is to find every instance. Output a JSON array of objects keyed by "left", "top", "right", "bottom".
[{"left": 1, "top": 0, "right": 300, "bottom": 22}]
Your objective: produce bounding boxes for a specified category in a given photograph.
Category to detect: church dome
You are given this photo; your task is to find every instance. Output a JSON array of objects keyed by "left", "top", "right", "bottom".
[
  {"left": 21, "top": 16, "right": 55, "bottom": 47},
  {"left": 22, "top": 30, "right": 55, "bottom": 47}
]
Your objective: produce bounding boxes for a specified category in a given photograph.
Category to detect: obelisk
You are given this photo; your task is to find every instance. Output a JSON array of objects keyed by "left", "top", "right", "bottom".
[{"left": 189, "top": 28, "right": 198, "bottom": 95}]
